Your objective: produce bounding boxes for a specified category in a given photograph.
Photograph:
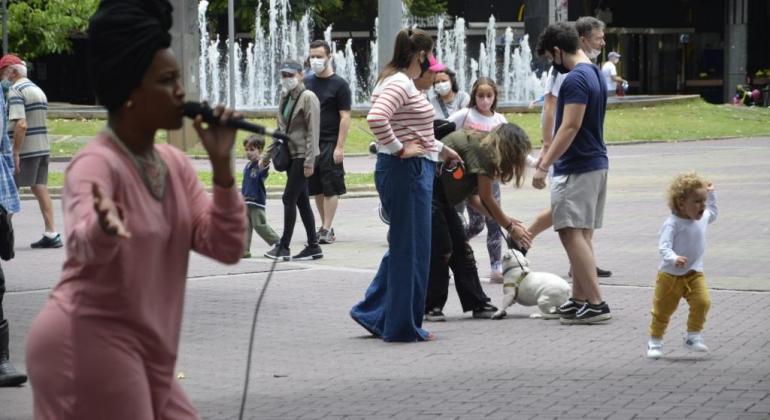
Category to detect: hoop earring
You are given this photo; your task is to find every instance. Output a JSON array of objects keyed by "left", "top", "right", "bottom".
[{"left": 125, "top": 100, "right": 133, "bottom": 108}]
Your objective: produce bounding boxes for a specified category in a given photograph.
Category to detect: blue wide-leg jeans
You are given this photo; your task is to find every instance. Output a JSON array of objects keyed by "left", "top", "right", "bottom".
[{"left": 350, "top": 154, "right": 434, "bottom": 342}]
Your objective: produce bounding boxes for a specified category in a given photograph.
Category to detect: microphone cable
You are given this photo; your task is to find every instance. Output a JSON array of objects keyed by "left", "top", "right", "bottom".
[{"left": 238, "top": 256, "right": 279, "bottom": 420}]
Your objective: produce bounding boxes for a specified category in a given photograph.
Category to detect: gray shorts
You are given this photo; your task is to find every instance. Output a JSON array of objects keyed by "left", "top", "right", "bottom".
[
  {"left": 14, "top": 155, "right": 49, "bottom": 187},
  {"left": 550, "top": 169, "right": 607, "bottom": 231}
]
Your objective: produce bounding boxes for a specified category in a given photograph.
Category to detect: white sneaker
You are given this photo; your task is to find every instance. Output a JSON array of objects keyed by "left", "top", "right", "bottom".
[
  {"left": 684, "top": 335, "right": 709, "bottom": 352},
  {"left": 646, "top": 341, "right": 663, "bottom": 359}
]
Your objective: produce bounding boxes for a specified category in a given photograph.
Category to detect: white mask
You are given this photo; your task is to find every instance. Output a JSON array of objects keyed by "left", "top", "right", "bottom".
[
  {"left": 586, "top": 48, "right": 601, "bottom": 60},
  {"left": 434, "top": 81, "right": 451, "bottom": 96},
  {"left": 281, "top": 76, "right": 299, "bottom": 92},
  {"left": 309, "top": 58, "right": 327, "bottom": 75}
]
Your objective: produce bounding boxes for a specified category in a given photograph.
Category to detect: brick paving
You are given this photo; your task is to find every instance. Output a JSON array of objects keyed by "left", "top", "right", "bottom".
[{"left": 1, "top": 137, "right": 769, "bottom": 419}]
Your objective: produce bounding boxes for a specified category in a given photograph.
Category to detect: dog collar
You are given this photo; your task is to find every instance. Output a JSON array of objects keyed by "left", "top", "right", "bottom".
[{"left": 502, "top": 271, "right": 529, "bottom": 289}]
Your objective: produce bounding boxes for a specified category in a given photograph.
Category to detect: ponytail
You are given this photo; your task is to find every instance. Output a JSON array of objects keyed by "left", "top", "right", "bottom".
[{"left": 377, "top": 27, "right": 434, "bottom": 84}]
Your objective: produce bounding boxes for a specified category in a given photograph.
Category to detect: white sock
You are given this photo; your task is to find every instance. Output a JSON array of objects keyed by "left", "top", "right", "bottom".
[{"left": 44, "top": 231, "right": 58, "bottom": 239}]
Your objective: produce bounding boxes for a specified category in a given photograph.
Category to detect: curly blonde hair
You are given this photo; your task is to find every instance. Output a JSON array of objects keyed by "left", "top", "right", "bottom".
[{"left": 667, "top": 172, "right": 708, "bottom": 215}]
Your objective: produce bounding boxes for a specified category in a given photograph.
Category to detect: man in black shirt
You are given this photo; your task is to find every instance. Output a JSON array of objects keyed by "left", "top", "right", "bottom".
[{"left": 304, "top": 40, "right": 352, "bottom": 244}]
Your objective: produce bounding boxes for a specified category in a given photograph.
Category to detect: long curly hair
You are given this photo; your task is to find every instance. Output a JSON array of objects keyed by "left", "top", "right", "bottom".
[
  {"left": 481, "top": 123, "right": 532, "bottom": 187},
  {"left": 667, "top": 172, "right": 708, "bottom": 215}
]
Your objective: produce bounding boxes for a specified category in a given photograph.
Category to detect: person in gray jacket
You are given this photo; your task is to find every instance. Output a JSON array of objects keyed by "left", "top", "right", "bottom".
[{"left": 261, "top": 60, "right": 322, "bottom": 261}]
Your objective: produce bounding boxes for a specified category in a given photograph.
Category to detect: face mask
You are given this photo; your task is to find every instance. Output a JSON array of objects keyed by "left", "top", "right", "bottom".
[
  {"left": 418, "top": 54, "right": 430, "bottom": 78},
  {"left": 476, "top": 97, "right": 494, "bottom": 112},
  {"left": 309, "top": 58, "right": 326, "bottom": 75},
  {"left": 434, "top": 81, "right": 451, "bottom": 96},
  {"left": 586, "top": 47, "right": 601, "bottom": 60},
  {"left": 551, "top": 50, "right": 570, "bottom": 74},
  {"left": 281, "top": 76, "right": 299, "bottom": 92}
]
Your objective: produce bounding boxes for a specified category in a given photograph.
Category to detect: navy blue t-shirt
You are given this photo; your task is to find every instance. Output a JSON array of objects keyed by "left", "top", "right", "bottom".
[
  {"left": 304, "top": 73, "right": 352, "bottom": 143},
  {"left": 553, "top": 63, "right": 608, "bottom": 176},
  {"left": 241, "top": 161, "right": 269, "bottom": 208}
]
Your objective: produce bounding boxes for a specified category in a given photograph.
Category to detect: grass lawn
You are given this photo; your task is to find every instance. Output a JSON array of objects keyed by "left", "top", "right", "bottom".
[
  {"left": 47, "top": 99, "right": 770, "bottom": 159},
  {"left": 40, "top": 98, "right": 770, "bottom": 188}
]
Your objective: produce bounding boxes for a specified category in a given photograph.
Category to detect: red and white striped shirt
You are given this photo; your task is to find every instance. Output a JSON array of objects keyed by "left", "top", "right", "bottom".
[{"left": 367, "top": 72, "right": 443, "bottom": 161}]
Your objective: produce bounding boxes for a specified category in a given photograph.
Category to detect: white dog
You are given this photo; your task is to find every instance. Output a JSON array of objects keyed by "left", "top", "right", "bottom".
[{"left": 492, "top": 249, "right": 571, "bottom": 320}]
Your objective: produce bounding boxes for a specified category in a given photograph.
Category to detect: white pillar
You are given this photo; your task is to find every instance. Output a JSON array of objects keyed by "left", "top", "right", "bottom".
[
  {"left": 377, "top": 0, "right": 403, "bottom": 76},
  {"left": 168, "top": 0, "right": 200, "bottom": 151}
]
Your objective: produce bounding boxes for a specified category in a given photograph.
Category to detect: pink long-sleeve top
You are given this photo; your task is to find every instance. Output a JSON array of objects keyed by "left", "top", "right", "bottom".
[
  {"left": 50, "top": 131, "right": 245, "bottom": 363},
  {"left": 367, "top": 72, "right": 443, "bottom": 161}
]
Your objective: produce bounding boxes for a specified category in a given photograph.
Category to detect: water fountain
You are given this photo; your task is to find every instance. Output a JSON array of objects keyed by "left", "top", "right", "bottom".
[{"left": 197, "top": 1, "right": 547, "bottom": 108}]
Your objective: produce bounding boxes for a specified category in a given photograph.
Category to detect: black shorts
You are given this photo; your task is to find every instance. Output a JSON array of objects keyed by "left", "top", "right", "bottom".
[{"left": 308, "top": 142, "right": 346, "bottom": 197}]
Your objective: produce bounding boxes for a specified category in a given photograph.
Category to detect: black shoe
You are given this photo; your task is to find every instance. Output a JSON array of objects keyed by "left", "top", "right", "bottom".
[
  {"left": 31, "top": 233, "right": 62, "bottom": 249},
  {"left": 292, "top": 243, "right": 323, "bottom": 261},
  {"left": 556, "top": 298, "right": 582, "bottom": 320},
  {"left": 596, "top": 267, "right": 612, "bottom": 277},
  {"left": 472, "top": 303, "right": 498, "bottom": 319},
  {"left": 0, "top": 321, "right": 28, "bottom": 387},
  {"left": 424, "top": 308, "right": 446, "bottom": 322},
  {"left": 561, "top": 301, "right": 612, "bottom": 325},
  {"left": 264, "top": 244, "right": 291, "bottom": 261}
]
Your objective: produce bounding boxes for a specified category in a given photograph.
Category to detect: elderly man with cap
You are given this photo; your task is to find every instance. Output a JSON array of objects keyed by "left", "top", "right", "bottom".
[
  {"left": 0, "top": 61, "right": 26, "bottom": 387},
  {"left": 260, "top": 59, "right": 322, "bottom": 261},
  {"left": 0, "top": 54, "right": 61, "bottom": 249},
  {"left": 602, "top": 51, "right": 626, "bottom": 95}
]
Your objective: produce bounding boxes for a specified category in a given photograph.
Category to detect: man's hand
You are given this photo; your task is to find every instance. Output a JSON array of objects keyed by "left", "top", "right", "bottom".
[
  {"left": 532, "top": 168, "right": 547, "bottom": 190},
  {"left": 333, "top": 146, "right": 344, "bottom": 164},
  {"left": 304, "top": 166, "right": 314, "bottom": 178}
]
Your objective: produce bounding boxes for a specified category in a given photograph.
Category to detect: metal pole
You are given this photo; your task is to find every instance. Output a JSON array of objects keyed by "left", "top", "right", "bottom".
[
  {"left": 377, "top": 0, "right": 403, "bottom": 76},
  {"left": 2, "top": 0, "right": 8, "bottom": 55},
  {"left": 227, "top": 0, "right": 236, "bottom": 170},
  {"left": 227, "top": 0, "right": 236, "bottom": 108}
]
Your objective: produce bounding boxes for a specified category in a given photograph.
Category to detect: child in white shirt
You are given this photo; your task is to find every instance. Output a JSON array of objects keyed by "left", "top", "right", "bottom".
[{"left": 647, "top": 172, "right": 717, "bottom": 359}]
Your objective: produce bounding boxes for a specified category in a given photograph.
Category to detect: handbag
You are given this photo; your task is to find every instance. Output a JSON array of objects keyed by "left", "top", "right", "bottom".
[
  {"left": 0, "top": 204, "right": 14, "bottom": 261},
  {"left": 270, "top": 137, "right": 291, "bottom": 172}
]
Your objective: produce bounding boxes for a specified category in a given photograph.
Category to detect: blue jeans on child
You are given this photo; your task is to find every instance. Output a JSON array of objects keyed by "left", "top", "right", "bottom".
[{"left": 350, "top": 154, "right": 435, "bottom": 342}]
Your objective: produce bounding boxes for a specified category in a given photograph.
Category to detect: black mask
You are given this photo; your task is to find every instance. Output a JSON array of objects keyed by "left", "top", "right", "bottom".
[
  {"left": 419, "top": 54, "right": 430, "bottom": 77},
  {"left": 552, "top": 50, "right": 570, "bottom": 74}
]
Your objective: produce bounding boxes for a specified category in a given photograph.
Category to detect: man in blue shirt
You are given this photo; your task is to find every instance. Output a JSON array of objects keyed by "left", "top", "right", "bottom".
[{"left": 532, "top": 22, "right": 611, "bottom": 325}]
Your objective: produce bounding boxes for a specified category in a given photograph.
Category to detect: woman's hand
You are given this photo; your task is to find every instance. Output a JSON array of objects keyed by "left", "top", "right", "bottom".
[
  {"left": 304, "top": 166, "right": 314, "bottom": 178},
  {"left": 400, "top": 142, "right": 426, "bottom": 158},
  {"left": 192, "top": 103, "right": 238, "bottom": 187},
  {"left": 439, "top": 145, "right": 463, "bottom": 167},
  {"left": 93, "top": 184, "right": 130, "bottom": 239},
  {"left": 507, "top": 220, "right": 532, "bottom": 250},
  {"left": 532, "top": 168, "right": 548, "bottom": 190}
]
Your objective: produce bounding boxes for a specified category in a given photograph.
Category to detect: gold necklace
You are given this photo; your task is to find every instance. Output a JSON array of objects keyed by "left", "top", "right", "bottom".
[{"left": 104, "top": 127, "right": 168, "bottom": 201}]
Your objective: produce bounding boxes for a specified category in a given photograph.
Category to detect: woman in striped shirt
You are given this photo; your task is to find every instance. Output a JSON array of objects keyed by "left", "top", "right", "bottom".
[{"left": 350, "top": 28, "right": 460, "bottom": 342}]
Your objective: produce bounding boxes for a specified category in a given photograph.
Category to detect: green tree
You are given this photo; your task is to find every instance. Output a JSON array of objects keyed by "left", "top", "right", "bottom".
[
  {"left": 404, "top": 0, "right": 447, "bottom": 17},
  {"left": 6, "top": 0, "right": 99, "bottom": 60},
  {"left": 204, "top": 0, "right": 343, "bottom": 36}
]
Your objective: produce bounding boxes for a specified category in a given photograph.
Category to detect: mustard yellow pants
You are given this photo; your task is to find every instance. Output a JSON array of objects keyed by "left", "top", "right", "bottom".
[{"left": 649, "top": 270, "right": 711, "bottom": 339}]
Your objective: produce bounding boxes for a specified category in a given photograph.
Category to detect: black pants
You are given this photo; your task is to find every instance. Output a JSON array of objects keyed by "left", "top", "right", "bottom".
[
  {"left": 425, "top": 178, "right": 490, "bottom": 312},
  {"left": 280, "top": 158, "right": 317, "bottom": 248},
  {"left": 0, "top": 264, "right": 5, "bottom": 322}
]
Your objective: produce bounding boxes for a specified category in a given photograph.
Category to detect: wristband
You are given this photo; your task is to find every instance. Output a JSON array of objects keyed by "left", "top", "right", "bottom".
[
  {"left": 504, "top": 221, "right": 514, "bottom": 232},
  {"left": 394, "top": 147, "right": 405, "bottom": 157}
]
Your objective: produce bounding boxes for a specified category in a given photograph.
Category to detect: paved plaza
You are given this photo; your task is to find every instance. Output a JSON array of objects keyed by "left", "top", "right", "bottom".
[{"left": 2, "top": 138, "right": 770, "bottom": 419}]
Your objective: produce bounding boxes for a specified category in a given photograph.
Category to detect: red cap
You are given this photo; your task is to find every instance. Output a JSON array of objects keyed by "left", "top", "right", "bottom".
[
  {"left": 428, "top": 55, "right": 446, "bottom": 72},
  {"left": 0, "top": 54, "right": 24, "bottom": 71}
]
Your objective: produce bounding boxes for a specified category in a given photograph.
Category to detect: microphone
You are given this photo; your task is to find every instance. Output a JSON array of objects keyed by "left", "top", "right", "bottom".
[{"left": 182, "top": 101, "right": 290, "bottom": 141}]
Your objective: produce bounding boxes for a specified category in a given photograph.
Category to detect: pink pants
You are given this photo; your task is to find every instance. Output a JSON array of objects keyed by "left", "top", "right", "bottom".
[{"left": 26, "top": 300, "right": 199, "bottom": 420}]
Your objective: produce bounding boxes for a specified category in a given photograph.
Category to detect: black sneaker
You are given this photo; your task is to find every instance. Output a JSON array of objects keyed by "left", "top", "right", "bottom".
[
  {"left": 31, "top": 234, "right": 63, "bottom": 249},
  {"left": 318, "top": 228, "right": 336, "bottom": 244},
  {"left": 472, "top": 303, "right": 498, "bottom": 319},
  {"left": 264, "top": 244, "right": 291, "bottom": 261},
  {"left": 292, "top": 243, "right": 323, "bottom": 261},
  {"left": 424, "top": 308, "right": 446, "bottom": 322},
  {"left": 596, "top": 267, "right": 612, "bottom": 277},
  {"left": 556, "top": 298, "right": 581, "bottom": 320},
  {"left": 561, "top": 301, "right": 612, "bottom": 325}
]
